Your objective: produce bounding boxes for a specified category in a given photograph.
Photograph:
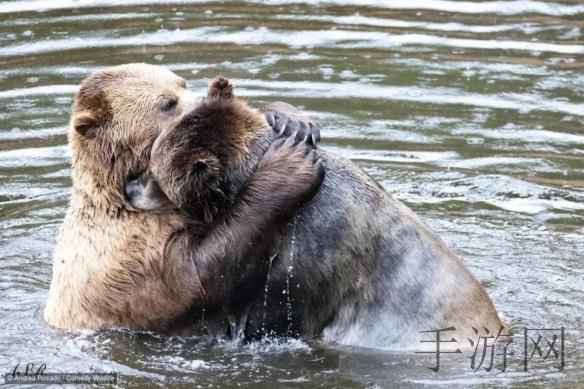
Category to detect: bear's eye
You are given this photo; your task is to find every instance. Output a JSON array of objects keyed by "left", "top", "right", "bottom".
[{"left": 161, "top": 98, "right": 178, "bottom": 112}]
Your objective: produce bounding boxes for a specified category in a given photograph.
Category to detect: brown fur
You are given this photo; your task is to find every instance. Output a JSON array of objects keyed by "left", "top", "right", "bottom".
[
  {"left": 149, "top": 76, "right": 270, "bottom": 223},
  {"left": 44, "top": 65, "right": 323, "bottom": 330},
  {"left": 127, "top": 77, "right": 504, "bottom": 350}
]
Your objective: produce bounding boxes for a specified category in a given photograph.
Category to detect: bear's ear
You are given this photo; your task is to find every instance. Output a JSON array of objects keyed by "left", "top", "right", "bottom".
[
  {"left": 207, "top": 76, "right": 234, "bottom": 99},
  {"left": 73, "top": 71, "right": 112, "bottom": 137},
  {"left": 73, "top": 110, "right": 100, "bottom": 137}
]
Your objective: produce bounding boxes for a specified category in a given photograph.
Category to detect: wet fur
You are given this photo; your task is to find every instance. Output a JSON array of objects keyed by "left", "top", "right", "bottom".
[
  {"left": 44, "top": 65, "right": 323, "bottom": 331},
  {"left": 139, "top": 77, "right": 505, "bottom": 349}
]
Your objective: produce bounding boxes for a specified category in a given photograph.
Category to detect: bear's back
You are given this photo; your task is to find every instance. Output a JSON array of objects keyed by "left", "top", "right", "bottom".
[{"left": 245, "top": 151, "right": 502, "bottom": 348}]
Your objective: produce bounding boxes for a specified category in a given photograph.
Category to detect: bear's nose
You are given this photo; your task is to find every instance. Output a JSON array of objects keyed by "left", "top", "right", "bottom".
[{"left": 124, "top": 178, "right": 141, "bottom": 203}]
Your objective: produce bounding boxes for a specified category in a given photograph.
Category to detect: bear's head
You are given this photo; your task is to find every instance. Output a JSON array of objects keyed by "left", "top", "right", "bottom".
[
  {"left": 69, "top": 63, "right": 196, "bottom": 211},
  {"left": 125, "top": 76, "right": 271, "bottom": 223}
]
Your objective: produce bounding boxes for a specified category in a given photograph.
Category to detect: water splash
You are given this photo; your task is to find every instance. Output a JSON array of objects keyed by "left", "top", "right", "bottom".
[{"left": 227, "top": 306, "right": 250, "bottom": 345}]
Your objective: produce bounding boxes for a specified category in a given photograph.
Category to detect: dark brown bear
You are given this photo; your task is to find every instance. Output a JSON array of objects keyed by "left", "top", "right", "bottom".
[{"left": 128, "top": 76, "right": 504, "bottom": 350}]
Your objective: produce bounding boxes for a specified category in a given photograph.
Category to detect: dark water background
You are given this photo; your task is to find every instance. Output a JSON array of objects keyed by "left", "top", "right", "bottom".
[{"left": 0, "top": 0, "right": 583, "bottom": 387}]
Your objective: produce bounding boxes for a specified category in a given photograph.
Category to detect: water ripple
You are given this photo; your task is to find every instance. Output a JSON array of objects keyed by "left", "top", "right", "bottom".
[
  {"left": 0, "top": 0, "right": 583, "bottom": 386},
  {"left": 1, "top": 0, "right": 583, "bottom": 16},
  {"left": 1, "top": 27, "right": 583, "bottom": 57}
]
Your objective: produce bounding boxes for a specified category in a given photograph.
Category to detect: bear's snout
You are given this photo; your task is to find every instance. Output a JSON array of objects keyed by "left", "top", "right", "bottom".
[
  {"left": 124, "top": 173, "right": 176, "bottom": 212},
  {"left": 124, "top": 177, "right": 142, "bottom": 204}
]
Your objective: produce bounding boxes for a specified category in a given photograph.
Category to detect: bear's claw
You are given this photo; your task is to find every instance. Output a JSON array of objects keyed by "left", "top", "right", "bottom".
[{"left": 262, "top": 102, "right": 320, "bottom": 147}]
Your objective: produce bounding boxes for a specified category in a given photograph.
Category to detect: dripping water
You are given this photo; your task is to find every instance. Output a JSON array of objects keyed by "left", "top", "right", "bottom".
[
  {"left": 285, "top": 215, "right": 298, "bottom": 337},
  {"left": 261, "top": 250, "right": 278, "bottom": 338}
]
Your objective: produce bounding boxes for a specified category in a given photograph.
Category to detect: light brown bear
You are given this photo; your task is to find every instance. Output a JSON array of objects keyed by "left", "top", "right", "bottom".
[
  {"left": 44, "top": 64, "right": 322, "bottom": 331},
  {"left": 127, "top": 77, "right": 505, "bottom": 350}
]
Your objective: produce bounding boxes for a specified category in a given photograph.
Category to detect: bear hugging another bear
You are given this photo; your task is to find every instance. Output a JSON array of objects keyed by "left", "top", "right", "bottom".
[
  {"left": 46, "top": 64, "right": 504, "bottom": 350},
  {"left": 45, "top": 64, "right": 323, "bottom": 332}
]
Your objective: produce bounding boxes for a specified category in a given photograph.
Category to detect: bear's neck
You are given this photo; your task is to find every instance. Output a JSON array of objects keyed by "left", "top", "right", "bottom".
[{"left": 70, "top": 163, "right": 129, "bottom": 216}]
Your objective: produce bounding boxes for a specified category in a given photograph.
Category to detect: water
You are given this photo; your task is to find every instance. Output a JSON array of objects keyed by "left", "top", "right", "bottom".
[
  {"left": 0, "top": 0, "right": 583, "bottom": 387},
  {"left": 285, "top": 216, "right": 297, "bottom": 338}
]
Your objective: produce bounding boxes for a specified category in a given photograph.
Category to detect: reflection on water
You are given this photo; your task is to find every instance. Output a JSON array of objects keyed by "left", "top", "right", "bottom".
[{"left": 0, "top": 0, "right": 582, "bottom": 387}]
